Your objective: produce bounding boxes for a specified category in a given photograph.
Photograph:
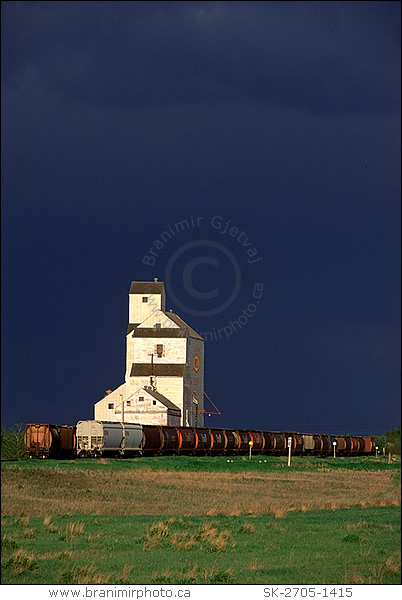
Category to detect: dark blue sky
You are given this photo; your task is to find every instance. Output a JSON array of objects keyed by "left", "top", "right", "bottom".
[{"left": 2, "top": 1, "right": 400, "bottom": 435}]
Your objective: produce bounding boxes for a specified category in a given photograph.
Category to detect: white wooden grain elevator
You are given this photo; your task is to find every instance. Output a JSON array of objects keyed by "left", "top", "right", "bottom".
[{"left": 94, "top": 280, "right": 204, "bottom": 427}]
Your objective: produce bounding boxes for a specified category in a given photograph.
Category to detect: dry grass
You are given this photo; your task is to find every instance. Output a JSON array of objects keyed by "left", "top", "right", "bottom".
[
  {"left": 346, "top": 519, "right": 370, "bottom": 531},
  {"left": 2, "top": 533, "right": 18, "bottom": 549},
  {"left": 14, "top": 515, "right": 30, "bottom": 527},
  {"left": 41, "top": 515, "right": 85, "bottom": 541},
  {"left": 59, "top": 564, "right": 110, "bottom": 585},
  {"left": 64, "top": 521, "right": 85, "bottom": 539},
  {"left": 117, "top": 564, "right": 133, "bottom": 583},
  {"left": 238, "top": 521, "right": 256, "bottom": 533},
  {"left": 143, "top": 520, "right": 171, "bottom": 550},
  {"left": 208, "top": 529, "right": 234, "bottom": 552},
  {"left": 153, "top": 563, "right": 235, "bottom": 584},
  {"left": 170, "top": 531, "right": 197, "bottom": 551},
  {"left": 43, "top": 516, "right": 59, "bottom": 533},
  {"left": 384, "top": 551, "right": 401, "bottom": 575},
  {"left": 199, "top": 521, "right": 218, "bottom": 542},
  {"left": 248, "top": 558, "right": 263, "bottom": 571},
  {"left": 2, "top": 467, "right": 400, "bottom": 517},
  {"left": 2, "top": 548, "right": 38, "bottom": 577},
  {"left": 142, "top": 518, "right": 236, "bottom": 554},
  {"left": 87, "top": 532, "right": 102, "bottom": 545},
  {"left": 344, "top": 550, "right": 401, "bottom": 584},
  {"left": 22, "top": 528, "right": 36, "bottom": 538}
]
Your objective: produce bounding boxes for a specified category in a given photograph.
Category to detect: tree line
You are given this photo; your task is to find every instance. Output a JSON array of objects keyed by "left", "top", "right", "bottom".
[{"left": 374, "top": 426, "right": 401, "bottom": 456}]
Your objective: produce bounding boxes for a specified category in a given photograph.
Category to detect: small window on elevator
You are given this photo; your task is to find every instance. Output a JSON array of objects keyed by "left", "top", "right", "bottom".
[
  {"left": 156, "top": 344, "right": 163, "bottom": 357},
  {"left": 142, "top": 297, "right": 148, "bottom": 303}
]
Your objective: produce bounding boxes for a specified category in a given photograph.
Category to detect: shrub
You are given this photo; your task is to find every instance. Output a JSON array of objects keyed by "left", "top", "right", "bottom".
[{"left": 1, "top": 424, "right": 26, "bottom": 461}]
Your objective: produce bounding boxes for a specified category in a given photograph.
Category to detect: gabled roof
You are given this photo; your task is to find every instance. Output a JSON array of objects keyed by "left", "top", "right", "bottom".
[
  {"left": 162, "top": 311, "right": 204, "bottom": 341},
  {"left": 127, "top": 323, "right": 140, "bottom": 335},
  {"left": 141, "top": 386, "right": 181, "bottom": 412},
  {"left": 127, "top": 309, "right": 203, "bottom": 341}
]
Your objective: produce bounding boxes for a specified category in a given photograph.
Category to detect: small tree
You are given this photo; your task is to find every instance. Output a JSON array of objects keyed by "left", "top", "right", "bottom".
[
  {"left": 1, "top": 424, "right": 26, "bottom": 461},
  {"left": 372, "top": 434, "right": 385, "bottom": 453},
  {"left": 385, "top": 426, "right": 401, "bottom": 460}
]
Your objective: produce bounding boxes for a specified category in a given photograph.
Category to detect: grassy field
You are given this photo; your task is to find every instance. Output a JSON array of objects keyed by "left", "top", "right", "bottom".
[{"left": 1, "top": 455, "right": 401, "bottom": 585}]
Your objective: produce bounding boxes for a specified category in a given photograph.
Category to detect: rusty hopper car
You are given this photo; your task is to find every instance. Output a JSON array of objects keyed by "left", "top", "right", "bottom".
[
  {"left": 76, "top": 420, "right": 142, "bottom": 457},
  {"left": 24, "top": 423, "right": 76, "bottom": 459}
]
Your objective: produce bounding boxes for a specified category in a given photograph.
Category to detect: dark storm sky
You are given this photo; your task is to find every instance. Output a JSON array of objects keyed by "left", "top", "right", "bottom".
[{"left": 2, "top": 1, "right": 400, "bottom": 434}]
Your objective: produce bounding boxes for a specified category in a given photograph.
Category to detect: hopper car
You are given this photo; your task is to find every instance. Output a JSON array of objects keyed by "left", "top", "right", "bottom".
[
  {"left": 76, "top": 420, "right": 143, "bottom": 457},
  {"left": 24, "top": 423, "right": 76, "bottom": 459}
]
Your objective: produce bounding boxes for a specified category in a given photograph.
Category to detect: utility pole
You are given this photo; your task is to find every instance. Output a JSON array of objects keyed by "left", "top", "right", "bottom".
[
  {"left": 149, "top": 353, "right": 156, "bottom": 391},
  {"left": 120, "top": 393, "right": 125, "bottom": 457},
  {"left": 287, "top": 436, "right": 292, "bottom": 467}
]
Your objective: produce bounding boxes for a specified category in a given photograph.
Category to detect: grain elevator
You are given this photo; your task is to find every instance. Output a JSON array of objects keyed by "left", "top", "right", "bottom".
[{"left": 94, "top": 280, "right": 204, "bottom": 427}]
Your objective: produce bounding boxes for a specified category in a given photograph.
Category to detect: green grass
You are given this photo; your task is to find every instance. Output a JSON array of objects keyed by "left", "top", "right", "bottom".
[
  {"left": 1, "top": 507, "right": 400, "bottom": 585},
  {"left": 3, "top": 453, "right": 400, "bottom": 473},
  {"left": 2, "top": 457, "right": 400, "bottom": 584}
]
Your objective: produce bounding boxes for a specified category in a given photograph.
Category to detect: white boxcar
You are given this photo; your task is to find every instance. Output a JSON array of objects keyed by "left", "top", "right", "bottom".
[{"left": 76, "top": 420, "right": 143, "bottom": 457}]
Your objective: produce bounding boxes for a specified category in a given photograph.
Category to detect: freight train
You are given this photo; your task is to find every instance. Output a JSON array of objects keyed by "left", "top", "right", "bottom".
[{"left": 24, "top": 421, "right": 376, "bottom": 459}]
